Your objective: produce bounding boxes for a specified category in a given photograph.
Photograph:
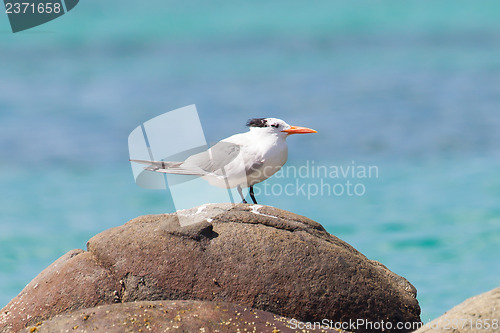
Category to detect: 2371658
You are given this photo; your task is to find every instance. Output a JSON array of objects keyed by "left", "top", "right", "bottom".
[{"left": 5, "top": 2, "right": 62, "bottom": 14}]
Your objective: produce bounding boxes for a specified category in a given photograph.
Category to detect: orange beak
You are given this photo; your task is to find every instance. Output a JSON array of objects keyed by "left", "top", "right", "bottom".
[{"left": 282, "top": 125, "right": 317, "bottom": 135}]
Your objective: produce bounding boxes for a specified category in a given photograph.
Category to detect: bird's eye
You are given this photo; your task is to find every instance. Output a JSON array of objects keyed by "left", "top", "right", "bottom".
[{"left": 271, "top": 124, "right": 279, "bottom": 128}]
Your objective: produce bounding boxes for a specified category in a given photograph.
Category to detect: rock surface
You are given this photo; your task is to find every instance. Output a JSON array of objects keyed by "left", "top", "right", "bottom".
[
  {"left": 414, "top": 287, "right": 499, "bottom": 333},
  {"left": 23, "top": 300, "right": 346, "bottom": 333},
  {"left": 0, "top": 249, "right": 118, "bottom": 332},
  {"left": 1, "top": 203, "right": 421, "bottom": 332}
]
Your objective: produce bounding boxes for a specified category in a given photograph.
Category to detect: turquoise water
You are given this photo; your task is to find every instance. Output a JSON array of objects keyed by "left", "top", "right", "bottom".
[{"left": 1, "top": 0, "right": 500, "bottom": 322}]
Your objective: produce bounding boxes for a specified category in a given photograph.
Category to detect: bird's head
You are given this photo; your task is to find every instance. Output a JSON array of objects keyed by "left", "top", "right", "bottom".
[{"left": 246, "top": 118, "right": 317, "bottom": 136}]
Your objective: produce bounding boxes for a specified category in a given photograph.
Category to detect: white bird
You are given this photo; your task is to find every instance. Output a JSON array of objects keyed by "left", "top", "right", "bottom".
[{"left": 131, "top": 118, "right": 317, "bottom": 204}]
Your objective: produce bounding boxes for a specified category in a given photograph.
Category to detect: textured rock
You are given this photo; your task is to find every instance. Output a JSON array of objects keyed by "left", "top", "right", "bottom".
[
  {"left": 23, "top": 300, "right": 346, "bottom": 332},
  {"left": 1, "top": 203, "right": 421, "bottom": 333},
  {"left": 415, "top": 287, "right": 499, "bottom": 333},
  {"left": 0, "top": 249, "right": 118, "bottom": 332}
]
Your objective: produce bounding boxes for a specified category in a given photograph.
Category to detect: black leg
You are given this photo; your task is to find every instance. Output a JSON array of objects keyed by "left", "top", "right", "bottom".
[
  {"left": 249, "top": 185, "right": 258, "bottom": 204},
  {"left": 237, "top": 185, "right": 247, "bottom": 204}
]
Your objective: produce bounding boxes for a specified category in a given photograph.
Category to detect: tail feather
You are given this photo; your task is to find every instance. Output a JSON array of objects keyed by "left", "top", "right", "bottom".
[
  {"left": 129, "top": 159, "right": 207, "bottom": 176},
  {"left": 130, "top": 159, "right": 181, "bottom": 168}
]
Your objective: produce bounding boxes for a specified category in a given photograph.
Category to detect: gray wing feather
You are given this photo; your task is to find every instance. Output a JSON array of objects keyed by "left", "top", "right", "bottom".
[
  {"left": 183, "top": 141, "right": 241, "bottom": 173},
  {"left": 130, "top": 142, "right": 241, "bottom": 176}
]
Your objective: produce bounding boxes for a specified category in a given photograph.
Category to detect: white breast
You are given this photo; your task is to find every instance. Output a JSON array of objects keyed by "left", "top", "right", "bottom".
[{"left": 201, "top": 131, "right": 289, "bottom": 189}]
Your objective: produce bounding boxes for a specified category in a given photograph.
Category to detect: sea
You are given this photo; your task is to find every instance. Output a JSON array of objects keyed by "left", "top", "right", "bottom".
[{"left": 1, "top": 0, "right": 499, "bottom": 324}]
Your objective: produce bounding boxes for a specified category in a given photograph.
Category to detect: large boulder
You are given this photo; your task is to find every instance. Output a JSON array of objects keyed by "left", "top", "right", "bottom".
[
  {"left": 1, "top": 203, "right": 421, "bottom": 332},
  {"left": 414, "top": 287, "right": 499, "bottom": 333},
  {"left": 0, "top": 250, "right": 118, "bottom": 332},
  {"left": 23, "top": 300, "right": 345, "bottom": 332}
]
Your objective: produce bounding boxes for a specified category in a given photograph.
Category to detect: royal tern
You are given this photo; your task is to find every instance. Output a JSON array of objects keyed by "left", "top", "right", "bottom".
[{"left": 131, "top": 118, "right": 316, "bottom": 204}]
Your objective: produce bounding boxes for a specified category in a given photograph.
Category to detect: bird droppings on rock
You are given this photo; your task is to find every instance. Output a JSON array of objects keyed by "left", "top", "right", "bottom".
[{"left": 250, "top": 204, "right": 279, "bottom": 219}]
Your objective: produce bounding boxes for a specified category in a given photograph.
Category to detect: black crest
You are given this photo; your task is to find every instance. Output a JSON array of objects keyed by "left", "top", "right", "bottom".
[{"left": 246, "top": 118, "right": 268, "bottom": 127}]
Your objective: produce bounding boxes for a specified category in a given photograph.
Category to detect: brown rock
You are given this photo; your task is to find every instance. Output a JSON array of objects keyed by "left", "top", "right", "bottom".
[
  {"left": 0, "top": 249, "right": 119, "bottom": 332},
  {"left": 414, "top": 287, "right": 500, "bottom": 333},
  {"left": 23, "top": 300, "right": 347, "bottom": 333},
  {"left": 1, "top": 204, "right": 421, "bottom": 333}
]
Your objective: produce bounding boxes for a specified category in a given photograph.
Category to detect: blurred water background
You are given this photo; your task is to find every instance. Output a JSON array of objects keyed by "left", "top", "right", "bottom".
[{"left": 1, "top": 0, "right": 499, "bottom": 322}]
